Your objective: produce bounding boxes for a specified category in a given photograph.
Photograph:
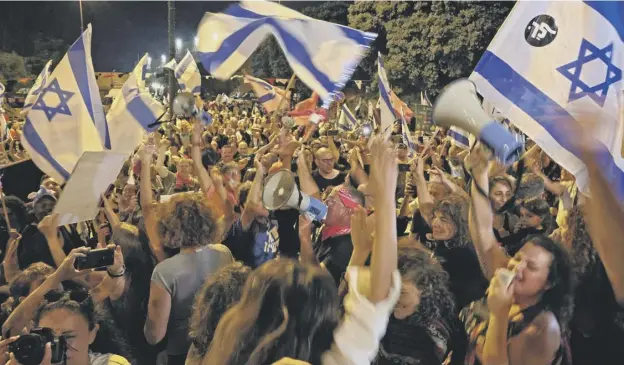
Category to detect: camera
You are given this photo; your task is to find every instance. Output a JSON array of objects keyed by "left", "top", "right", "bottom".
[{"left": 9, "top": 327, "right": 66, "bottom": 365}]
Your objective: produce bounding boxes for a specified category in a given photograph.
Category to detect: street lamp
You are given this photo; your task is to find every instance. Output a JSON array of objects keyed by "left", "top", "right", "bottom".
[
  {"left": 161, "top": 54, "right": 166, "bottom": 66},
  {"left": 147, "top": 56, "right": 152, "bottom": 69},
  {"left": 175, "top": 38, "right": 182, "bottom": 53},
  {"left": 194, "top": 36, "right": 199, "bottom": 49}
]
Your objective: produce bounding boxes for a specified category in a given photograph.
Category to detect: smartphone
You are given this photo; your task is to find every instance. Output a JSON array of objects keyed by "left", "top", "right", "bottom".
[
  {"left": 99, "top": 184, "right": 115, "bottom": 208},
  {"left": 74, "top": 248, "right": 114, "bottom": 270},
  {"left": 398, "top": 164, "right": 410, "bottom": 172}
]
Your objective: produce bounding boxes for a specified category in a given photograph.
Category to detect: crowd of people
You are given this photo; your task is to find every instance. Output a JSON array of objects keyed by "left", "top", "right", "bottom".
[
  {"left": 0, "top": 93, "right": 621, "bottom": 365},
  {"left": 0, "top": 108, "right": 29, "bottom": 167}
]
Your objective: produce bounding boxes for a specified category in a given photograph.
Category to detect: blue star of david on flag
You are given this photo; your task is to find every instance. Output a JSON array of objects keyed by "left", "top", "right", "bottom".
[
  {"left": 32, "top": 78, "right": 75, "bottom": 122},
  {"left": 556, "top": 39, "right": 622, "bottom": 107}
]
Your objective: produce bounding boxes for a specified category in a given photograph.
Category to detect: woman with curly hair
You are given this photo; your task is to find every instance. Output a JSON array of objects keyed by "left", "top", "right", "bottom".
[
  {"left": 186, "top": 262, "right": 251, "bottom": 365},
  {"left": 561, "top": 207, "right": 624, "bottom": 365},
  {"left": 375, "top": 245, "right": 457, "bottom": 365},
  {"left": 144, "top": 192, "right": 234, "bottom": 365},
  {"left": 467, "top": 146, "right": 575, "bottom": 365}
]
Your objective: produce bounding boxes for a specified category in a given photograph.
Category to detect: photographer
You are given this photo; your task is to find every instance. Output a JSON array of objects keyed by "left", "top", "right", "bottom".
[{"left": 2, "top": 247, "right": 131, "bottom": 365}]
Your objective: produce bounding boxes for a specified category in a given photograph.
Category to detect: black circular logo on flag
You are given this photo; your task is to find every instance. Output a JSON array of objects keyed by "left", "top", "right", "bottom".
[{"left": 525, "top": 15, "right": 558, "bottom": 47}]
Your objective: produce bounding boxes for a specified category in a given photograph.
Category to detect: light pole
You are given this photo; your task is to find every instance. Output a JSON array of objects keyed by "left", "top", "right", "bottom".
[
  {"left": 147, "top": 56, "right": 152, "bottom": 69},
  {"left": 175, "top": 38, "right": 183, "bottom": 54},
  {"left": 194, "top": 36, "right": 199, "bottom": 50},
  {"left": 168, "top": 0, "right": 177, "bottom": 120},
  {"left": 161, "top": 54, "right": 166, "bottom": 66},
  {"left": 79, "top": 0, "right": 84, "bottom": 33}
]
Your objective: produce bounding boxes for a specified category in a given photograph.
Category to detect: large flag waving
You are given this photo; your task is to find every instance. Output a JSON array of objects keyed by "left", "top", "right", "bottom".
[
  {"left": 22, "top": 60, "right": 53, "bottom": 113},
  {"left": 174, "top": 51, "right": 201, "bottom": 95},
  {"left": 471, "top": 1, "right": 624, "bottom": 197},
  {"left": 197, "top": 0, "right": 376, "bottom": 106},
  {"left": 107, "top": 54, "right": 165, "bottom": 155},
  {"left": 22, "top": 24, "right": 106, "bottom": 182},
  {"left": 244, "top": 75, "right": 289, "bottom": 113},
  {"left": 378, "top": 53, "right": 396, "bottom": 140}
]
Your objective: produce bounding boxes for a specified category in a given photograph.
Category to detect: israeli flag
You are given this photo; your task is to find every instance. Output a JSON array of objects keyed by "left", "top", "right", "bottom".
[
  {"left": 174, "top": 51, "right": 201, "bottom": 95},
  {"left": 338, "top": 103, "right": 357, "bottom": 132},
  {"left": 107, "top": 54, "right": 165, "bottom": 156},
  {"left": 448, "top": 127, "right": 474, "bottom": 150},
  {"left": 163, "top": 58, "right": 177, "bottom": 70},
  {"left": 400, "top": 108, "right": 417, "bottom": 153},
  {"left": 22, "top": 25, "right": 107, "bottom": 182},
  {"left": 244, "top": 74, "right": 285, "bottom": 112},
  {"left": 22, "top": 60, "right": 53, "bottom": 113},
  {"left": 378, "top": 53, "right": 396, "bottom": 141},
  {"left": 196, "top": 0, "right": 376, "bottom": 106},
  {"left": 471, "top": 1, "right": 624, "bottom": 197},
  {"left": 0, "top": 82, "right": 5, "bottom": 102}
]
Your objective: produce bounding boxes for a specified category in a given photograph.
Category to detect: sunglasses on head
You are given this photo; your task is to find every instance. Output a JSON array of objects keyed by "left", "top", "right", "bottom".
[{"left": 44, "top": 288, "right": 90, "bottom": 304}]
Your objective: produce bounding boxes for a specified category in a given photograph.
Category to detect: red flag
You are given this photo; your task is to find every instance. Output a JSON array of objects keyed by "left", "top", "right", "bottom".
[
  {"left": 390, "top": 91, "right": 413, "bottom": 120},
  {"left": 289, "top": 92, "right": 320, "bottom": 125}
]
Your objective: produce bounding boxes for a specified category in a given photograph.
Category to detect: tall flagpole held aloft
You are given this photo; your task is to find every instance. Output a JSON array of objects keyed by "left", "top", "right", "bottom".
[
  {"left": 167, "top": 0, "right": 177, "bottom": 121},
  {"left": 79, "top": 0, "right": 84, "bottom": 33}
]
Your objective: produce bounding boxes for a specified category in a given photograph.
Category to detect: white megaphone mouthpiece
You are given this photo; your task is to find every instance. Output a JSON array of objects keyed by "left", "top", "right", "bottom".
[
  {"left": 433, "top": 79, "right": 524, "bottom": 164},
  {"left": 262, "top": 169, "right": 328, "bottom": 222}
]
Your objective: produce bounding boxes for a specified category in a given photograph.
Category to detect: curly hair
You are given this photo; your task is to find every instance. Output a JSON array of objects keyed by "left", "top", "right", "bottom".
[
  {"left": 156, "top": 192, "right": 223, "bottom": 249},
  {"left": 203, "top": 259, "right": 339, "bottom": 365},
  {"left": 9, "top": 262, "right": 54, "bottom": 299},
  {"left": 521, "top": 234, "right": 575, "bottom": 328},
  {"left": 397, "top": 246, "right": 455, "bottom": 323},
  {"left": 189, "top": 262, "right": 251, "bottom": 358},
  {"left": 430, "top": 193, "right": 471, "bottom": 248}
]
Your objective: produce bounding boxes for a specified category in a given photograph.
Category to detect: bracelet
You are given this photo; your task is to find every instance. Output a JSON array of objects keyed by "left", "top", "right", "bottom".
[{"left": 107, "top": 265, "right": 126, "bottom": 278}]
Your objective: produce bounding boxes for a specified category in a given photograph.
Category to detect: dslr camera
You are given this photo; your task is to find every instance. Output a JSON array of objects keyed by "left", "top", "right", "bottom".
[{"left": 9, "top": 327, "right": 66, "bottom": 365}]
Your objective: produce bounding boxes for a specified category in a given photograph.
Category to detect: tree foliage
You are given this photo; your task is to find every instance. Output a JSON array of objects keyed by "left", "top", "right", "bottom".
[
  {"left": 26, "top": 33, "right": 67, "bottom": 75},
  {"left": 0, "top": 51, "right": 28, "bottom": 84},
  {"left": 348, "top": 1, "right": 512, "bottom": 101}
]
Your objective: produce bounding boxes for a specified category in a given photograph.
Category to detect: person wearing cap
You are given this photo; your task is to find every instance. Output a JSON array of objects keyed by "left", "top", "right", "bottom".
[{"left": 17, "top": 187, "right": 85, "bottom": 270}]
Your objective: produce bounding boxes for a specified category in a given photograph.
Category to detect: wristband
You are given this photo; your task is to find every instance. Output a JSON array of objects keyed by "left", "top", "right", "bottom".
[{"left": 107, "top": 265, "right": 126, "bottom": 278}]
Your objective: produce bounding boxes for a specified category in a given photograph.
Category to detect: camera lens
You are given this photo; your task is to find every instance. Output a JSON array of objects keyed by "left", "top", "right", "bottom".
[{"left": 9, "top": 335, "right": 46, "bottom": 365}]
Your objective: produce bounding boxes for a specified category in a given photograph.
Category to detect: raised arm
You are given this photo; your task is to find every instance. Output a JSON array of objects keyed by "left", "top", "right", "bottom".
[
  {"left": 582, "top": 148, "right": 624, "bottom": 304},
  {"left": 412, "top": 155, "right": 434, "bottom": 222},
  {"left": 367, "top": 137, "right": 398, "bottom": 303},
  {"left": 3, "top": 247, "right": 91, "bottom": 337},
  {"left": 240, "top": 157, "right": 266, "bottom": 230},
  {"left": 466, "top": 146, "right": 510, "bottom": 280},
  {"left": 296, "top": 150, "right": 321, "bottom": 200},
  {"left": 37, "top": 214, "right": 67, "bottom": 268},
  {"left": 190, "top": 121, "right": 214, "bottom": 195},
  {"left": 138, "top": 146, "right": 166, "bottom": 263}
]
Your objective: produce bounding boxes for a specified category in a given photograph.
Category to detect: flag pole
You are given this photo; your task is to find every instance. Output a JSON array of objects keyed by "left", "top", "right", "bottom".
[
  {"left": 277, "top": 73, "right": 296, "bottom": 112},
  {"left": 79, "top": 0, "right": 84, "bottom": 33}
]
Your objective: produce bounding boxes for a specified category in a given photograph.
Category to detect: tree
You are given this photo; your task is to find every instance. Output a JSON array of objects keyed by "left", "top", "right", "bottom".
[
  {"left": 26, "top": 33, "right": 67, "bottom": 75},
  {"left": 348, "top": 1, "right": 512, "bottom": 101},
  {"left": 0, "top": 51, "right": 28, "bottom": 84}
]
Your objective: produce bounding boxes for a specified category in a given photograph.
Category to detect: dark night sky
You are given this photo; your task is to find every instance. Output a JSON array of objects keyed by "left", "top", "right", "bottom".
[{"left": 0, "top": 1, "right": 315, "bottom": 72}]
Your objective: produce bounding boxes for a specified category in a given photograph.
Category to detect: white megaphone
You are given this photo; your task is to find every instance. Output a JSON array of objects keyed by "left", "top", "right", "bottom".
[
  {"left": 433, "top": 79, "right": 524, "bottom": 164},
  {"left": 172, "top": 92, "right": 197, "bottom": 118},
  {"left": 262, "top": 169, "right": 328, "bottom": 222}
]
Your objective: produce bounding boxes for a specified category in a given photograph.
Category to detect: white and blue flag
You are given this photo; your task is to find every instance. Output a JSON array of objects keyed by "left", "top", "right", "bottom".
[
  {"left": 400, "top": 108, "right": 417, "bottom": 154},
  {"left": 378, "top": 52, "right": 396, "bottom": 141},
  {"left": 174, "top": 51, "right": 201, "bottom": 95},
  {"left": 196, "top": 0, "right": 376, "bottom": 106},
  {"left": 338, "top": 103, "right": 357, "bottom": 132},
  {"left": 22, "top": 60, "right": 53, "bottom": 113},
  {"left": 107, "top": 54, "right": 165, "bottom": 156},
  {"left": 471, "top": 1, "right": 624, "bottom": 197},
  {"left": 0, "top": 82, "right": 5, "bottom": 102},
  {"left": 448, "top": 127, "right": 474, "bottom": 150},
  {"left": 22, "top": 24, "right": 108, "bottom": 182}
]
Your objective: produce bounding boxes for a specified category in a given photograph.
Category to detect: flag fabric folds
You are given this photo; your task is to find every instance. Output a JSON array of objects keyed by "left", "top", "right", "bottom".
[
  {"left": 244, "top": 75, "right": 289, "bottom": 113},
  {"left": 22, "top": 24, "right": 107, "bottom": 182},
  {"left": 107, "top": 54, "right": 165, "bottom": 156},
  {"left": 338, "top": 103, "right": 357, "bottom": 131},
  {"left": 288, "top": 92, "right": 320, "bottom": 126},
  {"left": 174, "top": 51, "right": 201, "bottom": 95},
  {"left": 377, "top": 53, "right": 396, "bottom": 140},
  {"left": 471, "top": 1, "right": 624, "bottom": 197},
  {"left": 22, "top": 60, "right": 53, "bottom": 113},
  {"left": 164, "top": 58, "right": 177, "bottom": 70},
  {"left": 196, "top": 0, "right": 377, "bottom": 106},
  {"left": 0, "top": 82, "right": 5, "bottom": 101},
  {"left": 390, "top": 90, "right": 414, "bottom": 121}
]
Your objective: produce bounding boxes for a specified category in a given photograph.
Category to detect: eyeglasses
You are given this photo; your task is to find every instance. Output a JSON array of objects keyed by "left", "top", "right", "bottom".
[{"left": 44, "top": 288, "right": 90, "bottom": 304}]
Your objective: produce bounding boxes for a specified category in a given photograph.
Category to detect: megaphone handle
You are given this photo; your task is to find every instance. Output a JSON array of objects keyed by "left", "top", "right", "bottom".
[{"left": 147, "top": 109, "right": 169, "bottom": 129}]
